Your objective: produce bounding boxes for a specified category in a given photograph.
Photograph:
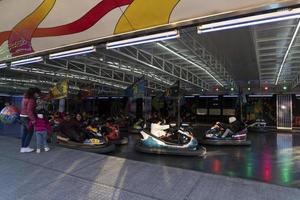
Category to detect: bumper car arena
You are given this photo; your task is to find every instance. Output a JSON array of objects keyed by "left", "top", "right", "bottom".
[{"left": 1, "top": 1, "right": 300, "bottom": 200}]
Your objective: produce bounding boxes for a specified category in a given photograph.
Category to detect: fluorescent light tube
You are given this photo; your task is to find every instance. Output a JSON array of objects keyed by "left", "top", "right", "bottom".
[
  {"left": 157, "top": 43, "right": 224, "bottom": 87},
  {"left": 106, "top": 30, "right": 179, "bottom": 49},
  {"left": 198, "top": 8, "right": 300, "bottom": 33},
  {"left": 0, "top": 63, "right": 7, "bottom": 69},
  {"left": 86, "top": 97, "right": 96, "bottom": 100},
  {"left": 0, "top": 93, "right": 10, "bottom": 96},
  {"left": 11, "top": 57, "right": 43, "bottom": 67},
  {"left": 49, "top": 46, "right": 96, "bottom": 59},
  {"left": 248, "top": 94, "right": 273, "bottom": 97},
  {"left": 224, "top": 95, "right": 238, "bottom": 98},
  {"left": 184, "top": 96, "right": 195, "bottom": 98},
  {"left": 275, "top": 20, "right": 300, "bottom": 85},
  {"left": 199, "top": 95, "right": 218, "bottom": 98}
]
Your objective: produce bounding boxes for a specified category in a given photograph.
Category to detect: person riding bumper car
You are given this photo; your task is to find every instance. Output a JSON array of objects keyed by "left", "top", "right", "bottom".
[
  {"left": 135, "top": 122, "right": 206, "bottom": 156},
  {"left": 101, "top": 120, "right": 128, "bottom": 145},
  {"left": 56, "top": 114, "right": 115, "bottom": 153},
  {"left": 128, "top": 118, "right": 144, "bottom": 133},
  {"left": 200, "top": 117, "right": 251, "bottom": 146}
]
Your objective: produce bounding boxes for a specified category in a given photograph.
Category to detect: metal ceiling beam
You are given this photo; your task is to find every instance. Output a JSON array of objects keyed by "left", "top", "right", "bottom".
[
  {"left": 258, "top": 43, "right": 300, "bottom": 51},
  {"left": 259, "top": 50, "right": 300, "bottom": 57},
  {"left": 70, "top": 57, "right": 169, "bottom": 91},
  {"left": 255, "top": 24, "right": 296, "bottom": 32},
  {"left": 1, "top": 68, "right": 122, "bottom": 95},
  {"left": 256, "top": 35, "right": 299, "bottom": 43},
  {"left": 79, "top": 52, "right": 174, "bottom": 87},
  {"left": 251, "top": 27, "right": 263, "bottom": 87},
  {"left": 39, "top": 60, "right": 166, "bottom": 92},
  {"left": 109, "top": 46, "right": 209, "bottom": 90},
  {"left": 275, "top": 20, "right": 300, "bottom": 85},
  {"left": 252, "top": 18, "right": 300, "bottom": 86},
  {"left": 178, "top": 29, "right": 236, "bottom": 88}
]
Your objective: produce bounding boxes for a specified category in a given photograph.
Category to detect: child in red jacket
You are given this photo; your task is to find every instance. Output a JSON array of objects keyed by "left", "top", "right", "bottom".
[{"left": 29, "top": 110, "right": 52, "bottom": 153}]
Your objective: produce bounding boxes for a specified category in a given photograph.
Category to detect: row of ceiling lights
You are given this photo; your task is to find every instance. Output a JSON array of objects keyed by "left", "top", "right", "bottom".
[
  {"left": 0, "top": 30, "right": 224, "bottom": 88},
  {"left": 213, "top": 85, "right": 288, "bottom": 92},
  {"left": 1, "top": 7, "right": 300, "bottom": 87}
]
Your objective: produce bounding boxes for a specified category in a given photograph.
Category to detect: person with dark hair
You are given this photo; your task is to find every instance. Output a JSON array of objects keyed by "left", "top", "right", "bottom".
[
  {"left": 20, "top": 87, "right": 41, "bottom": 153},
  {"left": 212, "top": 117, "right": 246, "bottom": 137},
  {"left": 58, "top": 113, "right": 86, "bottom": 143},
  {"left": 75, "top": 113, "right": 83, "bottom": 123}
]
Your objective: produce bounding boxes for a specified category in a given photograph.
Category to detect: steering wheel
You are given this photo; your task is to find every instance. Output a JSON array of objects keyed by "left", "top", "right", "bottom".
[{"left": 168, "top": 127, "right": 177, "bottom": 135}]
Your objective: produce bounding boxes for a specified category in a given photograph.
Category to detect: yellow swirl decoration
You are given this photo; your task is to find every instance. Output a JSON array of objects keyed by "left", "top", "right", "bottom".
[
  {"left": 8, "top": 0, "right": 56, "bottom": 56},
  {"left": 115, "top": 0, "right": 180, "bottom": 34}
]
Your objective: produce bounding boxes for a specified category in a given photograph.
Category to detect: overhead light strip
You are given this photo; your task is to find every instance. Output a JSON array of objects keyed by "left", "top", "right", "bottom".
[
  {"left": 0, "top": 63, "right": 7, "bottom": 69},
  {"left": 49, "top": 46, "right": 96, "bottom": 60},
  {"left": 11, "top": 56, "right": 43, "bottom": 67},
  {"left": 199, "top": 95, "right": 219, "bottom": 98},
  {"left": 275, "top": 20, "right": 300, "bottom": 85},
  {"left": 106, "top": 30, "right": 179, "bottom": 49},
  {"left": 184, "top": 96, "right": 195, "bottom": 98},
  {"left": 248, "top": 94, "right": 273, "bottom": 97},
  {"left": 0, "top": 93, "right": 10, "bottom": 97},
  {"left": 198, "top": 8, "right": 300, "bottom": 33},
  {"left": 224, "top": 95, "right": 238, "bottom": 98},
  {"left": 157, "top": 43, "right": 224, "bottom": 87}
]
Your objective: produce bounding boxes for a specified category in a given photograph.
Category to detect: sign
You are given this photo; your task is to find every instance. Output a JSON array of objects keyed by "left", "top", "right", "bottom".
[
  {"left": 49, "top": 79, "right": 68, "bottom": 100},
  {"left": 125, "top": 77, "right": 145, "bottom": 98},
  {"left": 0, "top": 0, "right": 293, "bottom": 61}
]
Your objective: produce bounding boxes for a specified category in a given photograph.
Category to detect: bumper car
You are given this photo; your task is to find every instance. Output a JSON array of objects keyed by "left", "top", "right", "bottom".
[
  {"left": 135, "top": 123, "right": 206, "bottom": 157},
  {"left": 113, "top": 116, "right": 130, "bottom": 132},
  {"left": 200, "top": 126, "right": 251, "bottom": 146},
  {"left": 101, "top": 122, "right": 128, "bottom": 145},
  {"left": 247, "top": 119, "right": 267, "bottom": 132},
  {"left": 57, "top": 136, "right": 115, "bottom": 154},
  {"left": 56, "top": 126, "right": 115, "bottom": 154},
  {"left": 128, "top": 119, "right": 144, "bottom": 133}
]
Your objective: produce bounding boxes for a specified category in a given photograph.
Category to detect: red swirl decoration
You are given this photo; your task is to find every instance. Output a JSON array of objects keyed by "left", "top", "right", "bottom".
[{"left": 0, "top": 0, "right": 133, "bottom": 56}]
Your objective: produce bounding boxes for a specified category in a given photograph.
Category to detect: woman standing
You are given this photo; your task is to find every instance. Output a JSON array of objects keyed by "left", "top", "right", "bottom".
[{"left": 20, "top": 87, "right": 41, "bottom": 153}]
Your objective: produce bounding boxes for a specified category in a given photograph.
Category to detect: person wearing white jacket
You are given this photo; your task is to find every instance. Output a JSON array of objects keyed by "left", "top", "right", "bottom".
[{"left": 150, "top": 122, "right": 170, "bottom": 138}]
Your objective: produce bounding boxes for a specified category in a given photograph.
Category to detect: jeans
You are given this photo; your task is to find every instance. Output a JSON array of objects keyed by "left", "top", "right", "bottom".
[
  {"left": 35, "top": 131, "right": 48, "bottom": 150},
  {"left": 20, "top": 117, "right": 33, "bottom": 148}
]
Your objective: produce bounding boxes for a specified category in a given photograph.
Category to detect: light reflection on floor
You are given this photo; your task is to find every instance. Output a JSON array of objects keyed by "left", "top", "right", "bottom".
[
  {"left": 111, "top": 129, "right": 300, "bottom": 188},
  {"left": 1, "top": 124, "right": 300, "bottom": 188}
]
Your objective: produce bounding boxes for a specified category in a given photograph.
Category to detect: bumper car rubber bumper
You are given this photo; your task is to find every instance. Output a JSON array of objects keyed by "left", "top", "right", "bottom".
[
  {"left": 135, "top": 140, "right": 206, "bottom": 157},
  {"left": 109, "top": 137, "right": 129, "bottom": 145},
  {"left": 199, "top": 139, "right": 251, "bottom": 146},
  {"left": 57, "top": 140, "right": 116, "bottom": 153}
]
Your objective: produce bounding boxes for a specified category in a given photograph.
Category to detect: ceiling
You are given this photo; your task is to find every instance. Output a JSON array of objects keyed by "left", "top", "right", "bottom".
[
  {"left": 198, "top": 27, "right": 259, "bottom": 84},
  {"left": 1, "top": 18, "right": 300, "bottom": 96}
]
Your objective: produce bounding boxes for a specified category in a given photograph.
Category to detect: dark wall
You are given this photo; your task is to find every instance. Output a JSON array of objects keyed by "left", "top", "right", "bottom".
[
  {"left": 65, "top": 97, "right": 128, "bottom": 117},
  {"left": 293, "top": 95, "right": 300, "bottom": 127},
  {"left": 181, "top": 96, "right": 238, "bottom": 125},
  {"left": 244, "top": 97, "right": 276, "bottom": 126}
]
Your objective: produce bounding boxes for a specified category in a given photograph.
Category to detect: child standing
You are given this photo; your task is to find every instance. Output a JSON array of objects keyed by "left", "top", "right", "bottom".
[{"left": 30, "top": 110, "right": 52, "bottom": 153}]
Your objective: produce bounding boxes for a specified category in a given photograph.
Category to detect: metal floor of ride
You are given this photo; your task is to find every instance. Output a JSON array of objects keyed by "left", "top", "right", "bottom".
[
  {"left": 111, "top": 127, "right": 300, "bottom": 189},
  {"left": 1, "top": 124, "right": 300, "bottom": 188}
]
